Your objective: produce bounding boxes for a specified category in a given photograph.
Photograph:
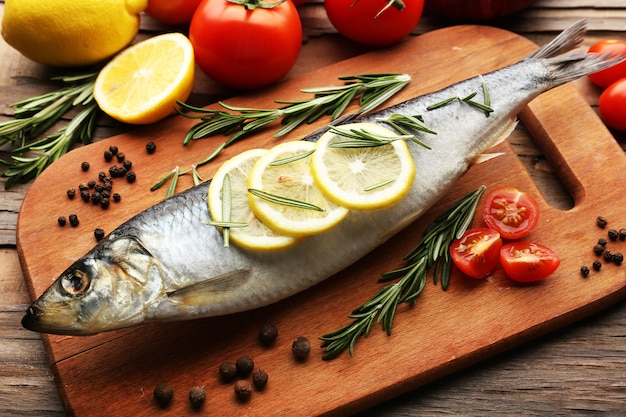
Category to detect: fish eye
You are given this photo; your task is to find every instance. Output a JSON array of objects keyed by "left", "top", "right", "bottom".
[{"left": 61, "top": 270, "right": 91, "bottom": 296}]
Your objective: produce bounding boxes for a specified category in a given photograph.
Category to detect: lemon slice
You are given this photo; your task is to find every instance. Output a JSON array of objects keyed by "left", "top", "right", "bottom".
[
  {"left": 94, "top": 32, "right": 194, "bottom": 125},
  {"left": 247, "top": 141, "right": 349, "bottom": 237},
  {"left": 208, "top": 148, "right": 298, "bottom": 251},
  {"left": 311, "top": 122, "right": 416, "bottom": 210}
]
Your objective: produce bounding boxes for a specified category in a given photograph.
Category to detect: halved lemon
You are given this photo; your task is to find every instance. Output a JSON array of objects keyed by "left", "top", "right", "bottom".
[
  {"left": 94, "top": 32, "right": 194, "bottom": 125},
  {"left": 311, "top": 122, "right": 416, "bottom": 211},
  {"left": 247, "top": 141, "right": 349, "bottom": 237},
  {"left": 208, "top": 148, "right": 298, "bottom": 251}
]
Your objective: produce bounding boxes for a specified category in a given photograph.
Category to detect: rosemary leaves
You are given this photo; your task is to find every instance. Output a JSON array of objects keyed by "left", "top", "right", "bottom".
[
  {"left": 152, "top": 73, "right": 411, "bottom": 197},
  {"left": 0, "top": 71, "right": 100, "bottom": 188},
  {"left": 319, "top": 185, "right": 486, "bottom": 360}
]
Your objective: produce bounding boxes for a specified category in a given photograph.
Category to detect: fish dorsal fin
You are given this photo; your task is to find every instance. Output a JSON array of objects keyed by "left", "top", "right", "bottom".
[
  {"left": 472, "top": 118, "right": 518, "bottom": 165},
  {"left": 167, "top": 268, "right": 252, "bottom": 306}
]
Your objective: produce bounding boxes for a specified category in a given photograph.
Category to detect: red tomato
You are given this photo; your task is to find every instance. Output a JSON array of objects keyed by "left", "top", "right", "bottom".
[
  {"left": 145, "top": 0, "right": 202, "bottom": 25},
  {"left": 482, "top": 186, "right": 539, "bottom": 240},
  {"left": 324, "top": 0, "right": 424, "bottom": 46},
  {"left": 189, "top": 0, "right": 302, "bottom": 90},
  {"left": 450, "top": 228, "right": 502, "bottom": 279},
  {"left": 587, "top": 39, "right": 626, "bottom": 88},
  {"left": 599, "top": 77, "right": 626, "bottom": 131},
  {"left": 500, "top": 242, "right": 560, "bottom": 283}
]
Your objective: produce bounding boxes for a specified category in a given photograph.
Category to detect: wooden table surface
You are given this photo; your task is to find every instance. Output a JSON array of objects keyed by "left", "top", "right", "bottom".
[{"left": 2, "top": 1, "right": 625, "bottom": 416}]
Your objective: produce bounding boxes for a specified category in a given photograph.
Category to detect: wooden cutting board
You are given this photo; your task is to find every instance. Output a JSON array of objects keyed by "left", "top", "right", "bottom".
[{"left": 17, "top": 25, "right": 626, "bottom": 416}]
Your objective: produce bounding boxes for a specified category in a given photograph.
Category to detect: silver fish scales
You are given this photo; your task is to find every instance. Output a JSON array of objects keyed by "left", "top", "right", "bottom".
[{"left": 22, "top": 20, "right": 626, "bottom": 335}]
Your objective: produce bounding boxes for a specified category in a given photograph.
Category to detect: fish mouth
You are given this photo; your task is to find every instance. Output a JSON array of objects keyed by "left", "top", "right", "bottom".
[{"left": 21, "top": 304, "right": 44, "bottom": 332}]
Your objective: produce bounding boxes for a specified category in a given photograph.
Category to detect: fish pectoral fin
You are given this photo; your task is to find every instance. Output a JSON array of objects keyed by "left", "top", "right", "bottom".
[
  {"left": 167, "top": 268, "right": 252, "bottom": 306},
  {"left": 474, "top": 152, "right": 506, "bottom": 164}
]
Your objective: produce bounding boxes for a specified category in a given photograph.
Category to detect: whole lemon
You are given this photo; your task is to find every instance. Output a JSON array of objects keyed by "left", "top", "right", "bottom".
[{"left": 1, "top": 0, "right": 148, "bottom": 67}]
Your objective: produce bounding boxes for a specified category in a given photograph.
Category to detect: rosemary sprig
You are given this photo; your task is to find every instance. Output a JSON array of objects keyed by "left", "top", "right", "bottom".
[
  {"left": 319, "top": 185, "right": 486, "bottom": 360},
  {"left": 426, "top": 77, "right": 493, "bottom": 115},
  {"left": 153, "top": 73, "right": 410, "bottom": 196},
  {"left": 248, "top": 188, "right": 324, "bottom": 211},
  {"left": 0, "top": 71, "right": 100, "bottom": 188}
]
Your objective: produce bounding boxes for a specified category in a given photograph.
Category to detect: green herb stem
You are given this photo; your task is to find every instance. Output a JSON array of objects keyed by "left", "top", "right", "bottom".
[{"left": 320, "top": 185, "right": 486, "bottom": 360}]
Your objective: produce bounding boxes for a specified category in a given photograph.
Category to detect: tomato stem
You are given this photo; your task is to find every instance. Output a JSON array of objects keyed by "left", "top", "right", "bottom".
[{"left": 227, "top": 0, "right": 287, "bottom": 10}]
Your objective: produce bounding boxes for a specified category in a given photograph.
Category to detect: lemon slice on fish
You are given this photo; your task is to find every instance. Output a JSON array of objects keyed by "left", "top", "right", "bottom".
[
  {"left": 208, "top": 148, "right": 299, "bottom": 251},
  {"left": 311, "top": 122, "right": 416, "bottom": 211},
  {"left": 247, "top": 141, "right": 349, "bottom": 237}
]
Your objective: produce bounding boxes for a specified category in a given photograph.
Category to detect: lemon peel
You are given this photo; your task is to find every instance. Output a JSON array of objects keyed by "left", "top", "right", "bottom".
[
  {"left": 1, "top": 0, "right": 147, "bottom": 67},
  {"left": 247, "top": 141, "right": 349, "bottom": 237},
  {"left": 311, "top": 122, "right": 416, "bottom": 210},
  {"left": 93, "top": 32, "right": 195, "bottom": 125},
  {"left": 208, "top": 148, "right": 299, "bottom": 251}
]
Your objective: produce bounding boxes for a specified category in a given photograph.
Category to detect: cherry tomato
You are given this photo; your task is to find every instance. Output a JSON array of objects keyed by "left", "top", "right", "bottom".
[
  {"left": 189, "top": 0, "right": 302, "bottom": 90},
  {"left": 587, "top": 39, "right": 626, "bottom": 88},
  {"left": 599, "top": 77, "right": 626, "bottom": 131},
  {"left": 324, "top": 0, "right": 424, "bottom": 46},
  {"left": 450, "top": 228, "right": 502, "bottom": 279},
  {"left": 500, "top": 242, "right": 560, "bottom": 282},
  {"left": 145, "top": 0, "right": 202, "bottom": 25},
  {"left": 481, "top": 186, "right": 539, "bottom": 240}
]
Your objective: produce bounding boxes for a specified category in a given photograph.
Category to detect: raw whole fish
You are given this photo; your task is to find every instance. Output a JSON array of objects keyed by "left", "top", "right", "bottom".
[{"left": 21, "top": 20, "right": 625, "bottom": 335}]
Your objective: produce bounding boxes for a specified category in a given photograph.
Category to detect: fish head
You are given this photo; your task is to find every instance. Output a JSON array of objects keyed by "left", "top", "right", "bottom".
[{"left": 22, "top": 236, "right": 162, "bottom": 335}]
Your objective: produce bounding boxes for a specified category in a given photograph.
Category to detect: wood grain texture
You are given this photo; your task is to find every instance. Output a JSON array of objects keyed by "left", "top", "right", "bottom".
[
  {"left": 14, "top": 25, "right": 626, "bottom": 416},
  {"left": 2, "top": 1, "right": 626, "bottom": 416}
]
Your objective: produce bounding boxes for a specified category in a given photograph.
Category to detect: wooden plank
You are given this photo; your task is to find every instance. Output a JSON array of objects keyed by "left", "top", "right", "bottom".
[{"left": 15, "top": 25, "right": 626, "bottom": 416}]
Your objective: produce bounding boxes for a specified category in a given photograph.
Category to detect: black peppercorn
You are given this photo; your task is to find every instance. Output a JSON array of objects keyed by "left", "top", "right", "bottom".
[
  {"left": 87, "top": 180, "right": 96, "bottom": 189},
  {"left": 234, "top": 380, "right": 252, "bottom": 402},
  {"left": 81, "top": 161, "right": 90, "bottom": 172},
  {"left": 109, "top": 165, "right": 119, "bottom": 177},
  {"left": 94, "top": 228, "right": 105, "bottom": 241},
  {"left": 57, "top": 216, "right": 67, "bottom": 226},
  {"left": 80, "top": 190, "right": 90, "bottom": 202},
  {"left": 69, "top": 214, "right": 79, "bottom": 227},
  {"left": 259, "top": 323, "right": 278, "bottom": 347},
  {"left": 219, "top": 361, "right": 238, "bottom": 382},
  {"left": 292, "top": 336, "right": 311, "bottom": 361},
  {"left": 109, "top": 145, "right": 118, "bottom": 156},
  {"left": 603, "top": 250, "right": 614, "bottom": 262},
  {"left": 596, "top": 216, "right": 608, "bottom": 228},
  {"left": 593, "top": 244, "right": 605, "bottom": 256},
  {"left": 116, "top": 152, "right": 125, "bottom": 163},
  {"left": 619, "top": 229, "right": 626, "bottom": 241},
  {"left": 592, "top": 260, "right": 602, "bottom": 271},
  {"left": 236, "top": 355, "right": 254, "bottom": 377},
  {"left": 78, "top": 183, "right": 89, "bottom": 191},
  {"left": 98, "top": 171, "right": 106, "bottom": 181},
  {"left": 608, "top": 229, "right": 619, "bottom": 241},
  {"left": 117, "top": 166, "right": 128, "bottom": 177},
  {"left": 66, "top": 188, "right": 76, "bottom": 199},
  {"left": 126, "top": 171, "right": 136, "bottom": 183},
  {"left": 597, "top": 237, "right": 607, "bottom": 246},
  {"left": 91, "top": 192, "right": 102, "bottom": 205},
  {"left": 153, "top": 383, "right": 173, "bottom": 408},
  {"left": 188, "top": 386, "right": 206, "bottom": 409},
  {"left": 112, "top": 193, "right": 121, "bottom": 203},
  {"left": 252, "top": 369, "right": 268, "bottom": 391},
  {"left": 613, "top": 253, "right": 623, "bottom": 266},
  {"left": 123, "top": 159, "right": 132, "bottom": 170},
  {"left": 146, "top": 141, "right": 157, "bottom": 154},
  {"left": 100, "top": 198, "right": 110, "bottom": 210},
  {"left": 580, "top": 265, "right": 590, "bottom": 278}
]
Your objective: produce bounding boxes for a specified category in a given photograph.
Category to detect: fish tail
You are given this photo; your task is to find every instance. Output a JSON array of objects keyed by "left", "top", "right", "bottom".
[{"left": 527, "top": 19, "right": 626, "bottom": 85}]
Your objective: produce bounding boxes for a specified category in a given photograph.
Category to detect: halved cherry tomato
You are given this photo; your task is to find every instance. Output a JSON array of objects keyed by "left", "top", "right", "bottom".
[
  {"left": 587, "top": 39, "right": 626, "bottom": 88},
  {"left": 450, "top": 228, "right": 502, "bottom": 279},
  {"left": 599, "top": 77, "right": 626, "bottom": 131},
  {"left": 482, "top": 186, "right": 539, "bottom": 240},
  {"left": 500, "top": 242, "right": 560, "bottom": 283}
]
